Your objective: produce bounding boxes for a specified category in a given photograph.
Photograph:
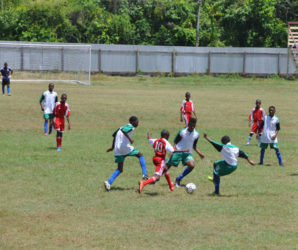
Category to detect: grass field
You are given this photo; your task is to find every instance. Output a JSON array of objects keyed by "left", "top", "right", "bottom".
[{"left": 0, "top": 74, "right": 298, "bottom": 249}]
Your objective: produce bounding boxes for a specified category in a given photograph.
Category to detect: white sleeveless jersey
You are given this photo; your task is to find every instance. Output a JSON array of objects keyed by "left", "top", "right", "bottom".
[{"left": 42, "top": 90, "right": 58, "bottom": 114}]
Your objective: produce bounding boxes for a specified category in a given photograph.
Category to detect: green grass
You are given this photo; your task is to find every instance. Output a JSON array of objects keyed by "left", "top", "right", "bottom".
[{"left": 0, "top": 75, "right": 298, "bottom": 249}]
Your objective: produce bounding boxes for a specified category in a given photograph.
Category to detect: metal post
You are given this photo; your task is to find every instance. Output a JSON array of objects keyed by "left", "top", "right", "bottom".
[
  {"left": 287, "top": 47, "right": 290, "bottom": 77},
  {"left": 195, "top": 0, "right": 202, "bottom": 47},
  {"left": 207, "top": 51, "right": 211, "bottom": 74},
  {"left": 243, "top": 52, "right": 246, "bottom": 74},
  {"left": 61, "top": 47, "right": 64, "bottom": 72},
  {"left": 136, "top": 50, "right": 139, "bottom": 73},
  {"left": 172, "top": 50, "right": 176, "bottom": 75},
  {"left": 20, "top": 47, "right": 24, "bottom": 71},
  {"left": 98, "top": 49, "right": 102, "bottom": 73},
  {"left": 277, "top": 53, "right": 280, "bottom": 75}
]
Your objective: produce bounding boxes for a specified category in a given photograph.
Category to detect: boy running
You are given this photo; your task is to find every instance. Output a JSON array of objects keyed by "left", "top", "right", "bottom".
[
  {"left": 180, "top": 92, "right": 197, "bottom": 127},
  {"left": 139, "top": 130, "right": 189, "bottom": 193},
  {"left": 104, "top": 116, "right": 148, "bottom": 191},
  {"left": 204, "top": 133, "right": 256, "bottom": 195},
  {"left": 1, "top": 62, "right": 13, "bottom": 96},
  {"left": 39, "top": 83, "right": 58, "bottom": 135},
  {"left": 166, "top": 118, "right": 205, "bottom": 187},
  {"left": 246, "top": 99, "right": 265, "bottom": 146},
  {"left": 52, "top": 93, "right": 71, "bottom": 151},
  {"left": 259, "top": 106, "right": 284, "bottom": 166}
]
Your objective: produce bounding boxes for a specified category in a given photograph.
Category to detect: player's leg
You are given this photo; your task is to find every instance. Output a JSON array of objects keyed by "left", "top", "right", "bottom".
[
  {"left": 259, "top": 143, "right": 268, "bottom": 165},
  {"left": 49, "top": 115, "right": 53, "bottom": 134},
  {"left": 247, "top": 123, "right": 257, "bottom": 145},
  {"left": 44, "top": 114, "right": 49, "bottom": 135},
  {"left": 1, "top": 81, "right": 5, "bottom": 95},
  {"left": 175, "top": 154, "right": 195, "bottom": 187},
  {"left": 140, "top": 157, "right": 162, "bottom": 193},
  {"left": 272, "top": 144, "right": 283, "bottom": 166},
  {"left": 135, "top": 151, "right": 148, "bottom": 179},
  {"left": 56, "top": 131, "right": 63, "bottom": 151},
  {"left": 105, "top": 161, "right": 124, "bottom": 191},
  {"left": 7, "top": 80, "right": 10, "bottom": 96}
]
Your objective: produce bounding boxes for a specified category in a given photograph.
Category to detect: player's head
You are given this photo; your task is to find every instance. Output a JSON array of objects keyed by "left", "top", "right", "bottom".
[
  {"left": 185, "top": 92, "right": 191, "bottom": 100},
  {"left": 188, "top": 118, "right": 197, "bottom": 132},
  {"left": 48, "top": 83, "right": 54, "bottom": 92},
  {"left": 161, "top": 129, "right": 170, "bottom": 140},
  {"left": 256, "top": 99, "right": 261, "bottom": 108},
  {"left": 221, "top": 135, "right": 230, "bottom": 145},
  {"left": 4, "top": 62, "right": 7, "bottom": 67},
  {"left": 60, "top": 93, "right": 67, "bottom": 104},
  {"left": 268, "top": 106, "right": 275, "bottom": 117},
  {"left": 129, "top": 116, "right": 139, "bottom": 128}
]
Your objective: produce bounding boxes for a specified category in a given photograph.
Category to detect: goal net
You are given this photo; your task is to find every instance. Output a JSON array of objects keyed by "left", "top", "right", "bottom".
[{"left": 0, "top": 43, "right": 92, "bottom": 85}]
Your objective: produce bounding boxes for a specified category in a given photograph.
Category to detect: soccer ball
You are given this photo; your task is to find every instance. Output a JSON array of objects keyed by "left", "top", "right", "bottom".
[{"left": 185, "top": 183, "right": 196, "bottom": 194}]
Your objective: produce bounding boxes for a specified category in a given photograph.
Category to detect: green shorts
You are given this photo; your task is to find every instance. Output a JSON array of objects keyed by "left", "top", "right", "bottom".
[
  {"left": 166, "top": 152, "right": 194, "bottom": 167},
  {"left": 44, "top": 113, "right": 54, "bottom": 119},
  {"left": 114, "top": 148, "right": 140, "bottom": 163},
  {"left": 214, "top": 160, "right": 237, "bottom": 177},
  {"left": 260, "top": 142, "right": 279, "bottom": 150}
]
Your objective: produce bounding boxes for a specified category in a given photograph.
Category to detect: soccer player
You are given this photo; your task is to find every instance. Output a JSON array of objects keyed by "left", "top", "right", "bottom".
[
  {"left": 39, "top": 83, "right": 58, "bottom": 135},
  {"left": 246, "top": 99, "right": 265, "bottom": 146},
  {"left": 1, "top": 62, "right": 13, "bottom": 96},
  {"left": 104, "top": 116, "right": 148, "bottom": 191},
  {"left": 52, "top": 93, "right": 71, "bottom": 151},
  {"left": 139, "top": 130, "right": 189, "bottom": 193},
  {"left": 259, "top": 106, "right": 284, "bottom": 166},
  {"left": 180, "top": 92, "right": 197, "bottom": 127},
  {"left": 166, "top": 118, "right": 205, "bottom": 188},
  {"left": 204, "top": 133, "right": 256, "bottom": 195}
]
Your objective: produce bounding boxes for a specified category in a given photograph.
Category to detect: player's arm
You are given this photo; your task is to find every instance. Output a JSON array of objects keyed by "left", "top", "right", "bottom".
[
  {"left": 272, "top": 122, "right": 280, "bottom": 140},
  {"left": 239, "top": 150, "right": 256, "bottom": 165},
  {"left": 121, "top": 129, "right": 134, "bottom": 144},
  {"left": 107, "top": 129, "right": 118, "bottom": 152},
  {"left": 66, "top": 116, "right": 71, "bottom": 130},
  {"left": 180, "top": 106, "right": 184, "bottom": 122},
  {"left": 39, "top": 94, "right": 45, "bottom": 111},
  {"left": 192, "top": 102, "right": 197, "bottom": 119},
  {"left": 193, "top": 138, "right": 205, "bottom": 159},
  {"left": 203, "top": 133, "right": 222, "bottom": 152}
]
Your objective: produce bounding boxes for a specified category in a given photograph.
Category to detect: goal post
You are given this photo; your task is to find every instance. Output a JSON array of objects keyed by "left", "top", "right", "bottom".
[{"left": 0, "top": 42, "right": 92, "bottom": 85}]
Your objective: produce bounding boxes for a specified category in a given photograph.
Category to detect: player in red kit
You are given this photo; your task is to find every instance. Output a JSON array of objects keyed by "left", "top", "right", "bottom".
[
  {"left": 180, "top": 92, "right": 197, "bottom": 127},
  {"left": 139, "top": 130, "right": 189, "bottom": 193},
  {"left": 246, "top": 99, "right": 265, "bottom": 146},
  {"left": 52, "top": 93, "right": 71, "bottom": 151}
]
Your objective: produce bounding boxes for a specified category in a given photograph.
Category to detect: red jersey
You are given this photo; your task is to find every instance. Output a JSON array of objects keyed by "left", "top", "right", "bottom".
[
  {"left": 181, "top": 99, "right": 195, "bottom": 114},
  {"left": 250, "top": 107, "right": 265, "bottom": 122},
  {"left": 148, "top": 137, "right": 175, "bottom": 160},
  {"left": 53, "top": 102, "right": 70, "bottom": 118}
]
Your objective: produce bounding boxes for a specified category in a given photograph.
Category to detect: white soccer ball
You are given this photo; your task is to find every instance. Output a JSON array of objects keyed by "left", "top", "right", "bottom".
[{"left": 185, "top": 183, "right": 196, "bottom": 194}]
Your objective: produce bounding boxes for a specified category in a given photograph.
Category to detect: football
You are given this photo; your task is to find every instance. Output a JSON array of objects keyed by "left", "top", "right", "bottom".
[{"left": 185, "top": 183, "right": 196, "bottom": 194}]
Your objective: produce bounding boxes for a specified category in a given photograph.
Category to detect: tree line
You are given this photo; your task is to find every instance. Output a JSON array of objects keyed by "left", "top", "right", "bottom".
[{"left": 0, "top": 0, "right": 297, "bottom": 47}]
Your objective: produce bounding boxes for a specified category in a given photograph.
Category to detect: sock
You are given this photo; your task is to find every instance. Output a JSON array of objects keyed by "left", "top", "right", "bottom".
[
  {"left": 139, "top": 156, "right": 147, "bottom": 176},
  {"left": 143, "top": 177, "right": 157, "bottom": 187},
  {"left": 2, "top": 85, "right": 4, "bottom": 94},
  {"left": 213, "top": 173, "right": 220, "bottom": 194},
  {"left": 260, "top": 150, "right": 265, "bottom": 164},
  {"left": 7, "top": 86, "right": 10, "bottom": 94},
  {"left": 276, "top": 151, "right": 283, "bottom": 165},
  {"left": 247, "top": 136, "right": 252, "bottom": 143},
  {"left": 44, "top": 120, "right": 48, "bottom": 134},
  {"left": 164, "top": 171, "right": 172, "bottom": 186},
  {"left": 108, "top": 169, "right": 121, "bottom": 185},
  {"left": 57, "top": 137, "right": 62, "bottom": 148},
  {"left": 177, "top": 167, "right": 192, "bottom": 181}
]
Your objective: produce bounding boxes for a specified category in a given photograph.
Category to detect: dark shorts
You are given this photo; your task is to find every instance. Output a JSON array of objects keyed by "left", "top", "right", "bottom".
[{"left": 2, "top": 79, "right": 10, "bottom": 86}]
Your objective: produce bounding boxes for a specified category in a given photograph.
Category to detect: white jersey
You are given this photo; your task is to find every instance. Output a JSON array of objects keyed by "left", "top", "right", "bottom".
[
  {"left": 260, "top": 115, "right": 280, "bottom": 143},
  {"left": 220, "top": 143, "right": 240, "bottom": 166},
  {"left": 175, "top": 128, "right": 199, "bottom": 154},
  {"left": 114, "top": 124, "right": 135, "bottom": 156},
  {"left": 41, "top": 90, "right": 58, "bottom": 114}
]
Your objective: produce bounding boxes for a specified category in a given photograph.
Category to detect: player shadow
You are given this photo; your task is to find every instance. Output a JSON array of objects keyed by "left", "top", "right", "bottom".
[
  {"left": 207, "top": 193, "right": 235, "bottom": 198},
  {"left": 140, "top": 191, "right": 159, "bottom": 196},
  {"left": 47, "top": 147, "right": 58, "bottom": 150},
  {"left": 109, "top": 186, "right": 135, "bottom": 191},
  {"left": 290, "top": 173, "right": 298, "bottom": 176}
]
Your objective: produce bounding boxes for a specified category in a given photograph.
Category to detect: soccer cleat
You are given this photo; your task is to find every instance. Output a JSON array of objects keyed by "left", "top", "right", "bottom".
[
  {"left": 139, "top": 181, "right": 144, "bottom": 193},
  {"left": 142, "top": 175, "right": 149, "bottom": 180},
  {"left": 44, "top": 133, "right": 48, "bottom": 136},
  {"left": 57, "top": 147, "right": 62, "bottom": 151},
  {"left": 208, "top": 176, "right": 215, "bottom": 184},
  {"left": 104, "top": 181, "right": 111, "bottom": 191},
  {"left": 279, "top": 164, "right": 285, "bottom": 167},
  {"left": 245, "top": 142, "right": 249, "bottom": 146},
  {"left": 169, "top": 182, "right": 174, "bottom": 191},
  {"left": 8, "top": 94, "right": 11, "bottom": 96},
  {"left": 211, "top": 191, "right": 221, "bottom": 196},
  {"left": 175, "top": 178, "right": 181, "bottom": 188}
]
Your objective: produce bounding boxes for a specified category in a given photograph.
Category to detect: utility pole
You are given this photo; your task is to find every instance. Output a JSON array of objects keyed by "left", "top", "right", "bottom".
[{"left": 195, "top": 0, "right": 202, "bottom": 47}]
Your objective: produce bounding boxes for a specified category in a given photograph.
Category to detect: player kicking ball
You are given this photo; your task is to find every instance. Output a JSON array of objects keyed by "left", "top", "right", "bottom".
[
  {"left": 52, "top": 93, "right": 71, "bottom": 151},
  {"left": 204, "top": 133, "right": 255, "bottom": 195},
  {"left": 139, "top": 130, "right": 189, "bottom": 193},
  {"left": 104, "top": 116, "right": 148, "bottom": 191}
]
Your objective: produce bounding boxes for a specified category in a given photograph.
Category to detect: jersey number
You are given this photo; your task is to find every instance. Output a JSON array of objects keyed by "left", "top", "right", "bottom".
[{"left": 155, "top": 141, "right": 164, "bottom": 153}]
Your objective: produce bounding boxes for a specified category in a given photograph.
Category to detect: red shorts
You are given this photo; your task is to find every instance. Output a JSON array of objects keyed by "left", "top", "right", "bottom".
[
  {"left": 152, "top": 156, "right": 166, "bottom": 176},
  {"left": 54, "top": 117, "right": 65, "bottom": 132},
  {"left": 184, "top": 113, "right": 193, "bottom": 127},
  {"left": 251, "top": 122, "right": 263, "bottom": 134}
]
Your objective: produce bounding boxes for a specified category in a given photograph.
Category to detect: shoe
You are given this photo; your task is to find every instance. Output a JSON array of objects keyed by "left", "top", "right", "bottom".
[
  {"left": 210, "top": 191, "right": 221, "bottom": 196},
  {"left": 8, "top": 94, "right": 11, "bottom": 96},
  {"left": 258, "top": 162, "right": 263, "bottom": 165},
  {"left": 208, "top": 176, "right": 214, "bottom": 184},
  {"left": 169, "top": 182, "right": 174, "bottom": 191},
  {"left": 44, "top": 133, "right": 48, "bottom": 136},
  {"left": 142, "top": 175, "right": 149, "bottom": 180},
  {"left": 139, "top": 181, "right": 144, "bottom": 193},
  {"left": 280, "top": 164, "right": 285, "bottom": 167},
  {"left": 245, "top": 142, "right": 249, "bottom": 146},
  {"left": 175, "top": 178, "right": 181, "bottom": 188},
  {"left": 104, "top": 181, "right": 111, "bottom": 191},
  {"left": 57, "top": 147, "right": 62, "bottom": 151}
]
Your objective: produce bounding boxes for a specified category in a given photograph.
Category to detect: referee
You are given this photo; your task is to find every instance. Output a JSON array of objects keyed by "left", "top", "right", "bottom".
[{"left": 1, "top": 62, "right": 13, "bottom": 96}]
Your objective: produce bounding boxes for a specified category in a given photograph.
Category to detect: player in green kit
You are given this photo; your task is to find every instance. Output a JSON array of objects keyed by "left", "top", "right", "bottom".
[
  {"left": 204, "top": 133, "right": 256, "bottom": 195},
  {"left": 104, "top": 116, "right": 148, "bottom": 191}
]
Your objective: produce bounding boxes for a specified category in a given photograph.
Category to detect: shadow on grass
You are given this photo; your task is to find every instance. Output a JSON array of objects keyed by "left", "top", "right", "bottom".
[
  {"left": 110, "top": 186, "right": 135, "bottom": 191},
  {"left": 290, "top": 173, "right": 298, "bottom": 176},
  {"left": 47, "top": 147, "right": 58, "bottom": 150},
  {"left": 207, "top": 193, "right": 235, "bottom": 198}
]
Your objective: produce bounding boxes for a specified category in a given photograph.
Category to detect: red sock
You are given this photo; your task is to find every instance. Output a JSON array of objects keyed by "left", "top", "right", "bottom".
[
  {"left": 164, "top": 171, "right": 172, "bottom": 186},
  {"left": 143, "top": 177, "right": 156, "bottom": 187},
  {"left": 57, "top": 137, "right": 62, "bottom": 148}
]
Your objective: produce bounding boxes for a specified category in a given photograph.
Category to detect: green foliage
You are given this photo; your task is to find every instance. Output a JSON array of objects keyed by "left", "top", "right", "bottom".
[{"left": 0, "top": 0, "right": 293, "bottom": 47}]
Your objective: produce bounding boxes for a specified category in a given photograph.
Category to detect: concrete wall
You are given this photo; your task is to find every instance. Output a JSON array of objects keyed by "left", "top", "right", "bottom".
[{"left": 0, "top": 41, "right": 296, "bottom": 76}]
